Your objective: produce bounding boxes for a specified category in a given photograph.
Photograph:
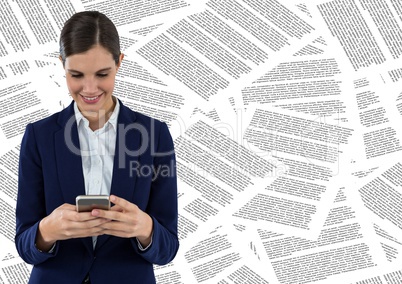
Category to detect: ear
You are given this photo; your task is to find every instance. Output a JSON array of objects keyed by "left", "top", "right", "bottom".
[{"left": 116, "top": 53, "right": 124, "bottom": 69}]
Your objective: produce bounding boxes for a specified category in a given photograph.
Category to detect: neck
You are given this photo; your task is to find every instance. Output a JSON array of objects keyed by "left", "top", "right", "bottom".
[{"left": 82, "top": 98, "right": 116, "bottom": 131}]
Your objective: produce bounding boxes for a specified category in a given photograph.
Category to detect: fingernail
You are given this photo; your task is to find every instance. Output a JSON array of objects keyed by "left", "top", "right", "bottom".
[
  {"left": 92, "top": 210, "right": 99, "bottom": 216},
  {"left": 110, "top": 195, "right": 116, "bottom": 202}
]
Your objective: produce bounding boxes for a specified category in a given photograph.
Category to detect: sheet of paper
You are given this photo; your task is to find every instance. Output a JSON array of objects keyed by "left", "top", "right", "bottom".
[{"left": 1, "top": 0, "right": 402, "bottom": 283}]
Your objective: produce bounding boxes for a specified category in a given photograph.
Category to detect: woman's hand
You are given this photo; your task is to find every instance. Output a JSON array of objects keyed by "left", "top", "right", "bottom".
[
  {"left": 36, "top": 203, "right": 110, "bottom": 251},
  {"left": 92, "top": 195, "right": 153, "bottom": 247}
]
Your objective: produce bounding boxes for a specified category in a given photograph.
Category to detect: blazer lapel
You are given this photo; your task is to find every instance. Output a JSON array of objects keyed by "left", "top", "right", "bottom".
[
  {"left": 96, "top": 100, "right": 139, "bottom": 250},
  {"left": 54, "top": 102, "right": 93, "bottom": 254},
  {"left": 55, "top": 105, "right": 86, "bottom": 203},
  {"left": 110, "top": 102, "right": 139, "bottom": 201}
]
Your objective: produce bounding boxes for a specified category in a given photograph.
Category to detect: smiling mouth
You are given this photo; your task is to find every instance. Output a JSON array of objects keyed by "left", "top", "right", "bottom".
[
  {"left": 84, "top": 96, "right": 99, "bottom": 101},
  {"left": 80, "top": 93, "right": 104, "bottom": 103}
]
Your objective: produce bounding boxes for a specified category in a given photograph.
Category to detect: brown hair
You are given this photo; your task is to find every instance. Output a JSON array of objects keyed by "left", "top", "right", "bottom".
[{"left": 59, "top": 11, "right": 120, "bottom": 65}]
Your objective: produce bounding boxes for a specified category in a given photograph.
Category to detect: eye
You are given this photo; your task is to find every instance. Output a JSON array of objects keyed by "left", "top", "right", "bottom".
[
  {"left": 71, "top": 74, "right": 83, "bottom": 78},
  {"left": 97, "top": 73, "right": 108, "bottom": 78}
]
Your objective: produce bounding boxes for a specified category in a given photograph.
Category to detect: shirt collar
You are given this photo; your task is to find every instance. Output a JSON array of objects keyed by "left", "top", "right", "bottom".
[
  {"left": 108, "top": 97, "right": 120, "bottom": 131},
  {"left": 74, "top": 96, "right": 120, "bottom": 131}
]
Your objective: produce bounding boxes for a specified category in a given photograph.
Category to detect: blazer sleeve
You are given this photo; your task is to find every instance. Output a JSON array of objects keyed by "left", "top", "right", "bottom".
[
  {"left": 131, "top": 122, "right": 179, "bottom": 265},
  {"left": 15, "top": 123, "right": 59, "bottom": 265}
]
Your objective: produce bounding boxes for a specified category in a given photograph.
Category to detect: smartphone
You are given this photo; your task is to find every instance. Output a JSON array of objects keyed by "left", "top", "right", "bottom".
[{"left": 76, "top": 195, "right": 110, "bottom": 212}]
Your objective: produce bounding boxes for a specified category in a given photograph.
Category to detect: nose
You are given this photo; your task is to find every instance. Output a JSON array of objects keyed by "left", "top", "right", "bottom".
[{"left": 82, "top": 77, "right": 98, "bottom": 95}]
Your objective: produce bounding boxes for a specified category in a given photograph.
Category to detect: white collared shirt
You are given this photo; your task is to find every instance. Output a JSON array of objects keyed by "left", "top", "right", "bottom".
[{"left": 74, "top": 99, "right": 120, "bottom": 197}]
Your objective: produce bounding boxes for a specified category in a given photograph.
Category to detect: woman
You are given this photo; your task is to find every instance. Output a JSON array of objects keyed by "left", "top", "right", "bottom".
[{"left": 15, "top": 11, "right": 178, "bottom": 284}]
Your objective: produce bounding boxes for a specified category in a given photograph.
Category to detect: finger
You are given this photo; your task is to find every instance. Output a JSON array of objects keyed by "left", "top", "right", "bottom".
[
  {"left": 98, "top": 220, "right": 137, "bottom": 238},
  {"left": 59, "top": 203, "right": 77, "bottom": 211},
  {"left": 58, "top": 218, "right": 111, "bottom": 239},
  {"left": 98, "top": 220, "right": 129, "bottom": 232},
  {"left": 99, "top": 229, "right": 132, "bottom": 238},
  {"left": 79, "top": 217, "right": 111, "bottom": 228},
  {"left": 63, "top": 226, "right": 107, "bottom": 239},
  {"left": 65, "top": 216, "right": 110, "bottom": 231},
  {"left": 69, "top": 211, "right": 101, "bottom": 222},
  {"left": 91, "top": 209, "right": 126, "bottom": 221},
  {"left": 110, "top": 204, "right": 124, "bottom": 212},
  {"left": 110, "top": 195, "right": 135, "bottom": 211},
  {"left": 56, "top": 204, "right": 99, "bottom": 222}
]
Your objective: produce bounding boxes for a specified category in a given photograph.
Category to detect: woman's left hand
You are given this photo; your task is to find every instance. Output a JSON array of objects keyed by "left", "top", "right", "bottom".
[{"left": 92, "top": 195, "right": 153, "bottom": 247}]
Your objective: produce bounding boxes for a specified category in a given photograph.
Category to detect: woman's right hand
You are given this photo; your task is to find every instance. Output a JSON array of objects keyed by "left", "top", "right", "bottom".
[{"left": 35, "top": 203, "right": 110, "bottom": 251}]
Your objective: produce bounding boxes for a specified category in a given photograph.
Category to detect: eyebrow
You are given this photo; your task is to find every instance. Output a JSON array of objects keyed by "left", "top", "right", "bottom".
[{"left": 67, "top": 67, "right": 112, "bottom": 73}]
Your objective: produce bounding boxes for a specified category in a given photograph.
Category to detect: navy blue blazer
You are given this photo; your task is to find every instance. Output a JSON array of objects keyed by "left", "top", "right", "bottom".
[{"left": 15, "top": 100, "right": 179, "bottom": 284}]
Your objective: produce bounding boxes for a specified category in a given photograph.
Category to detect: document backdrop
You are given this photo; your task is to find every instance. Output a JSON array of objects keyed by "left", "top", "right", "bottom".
[{"left": 0, "top": 0, "right": 401, "bottom": 283}]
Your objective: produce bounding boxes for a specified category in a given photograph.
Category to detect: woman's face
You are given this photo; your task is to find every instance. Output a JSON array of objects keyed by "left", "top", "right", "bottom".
[{"left": 63, "top": 45, "right": 123, "bottom": 118}]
